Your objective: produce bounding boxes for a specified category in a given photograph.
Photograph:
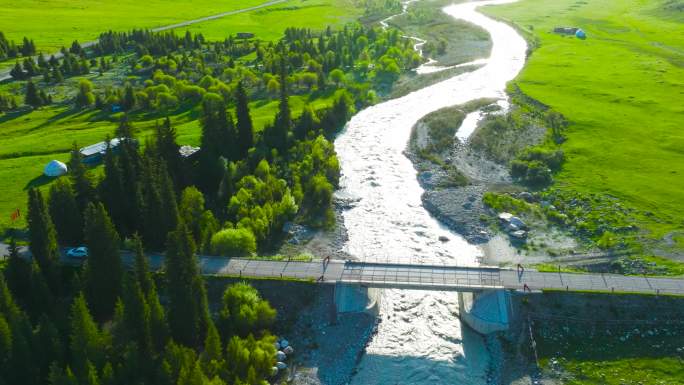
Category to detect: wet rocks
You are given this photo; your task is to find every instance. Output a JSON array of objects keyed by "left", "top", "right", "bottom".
[{"left": 422, "top": 185, "right": 492, "bottom": 244}]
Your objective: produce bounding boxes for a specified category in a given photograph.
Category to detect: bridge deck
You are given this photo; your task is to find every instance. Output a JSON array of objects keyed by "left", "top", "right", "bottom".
[{"left": 195, "top": 258, "right": 684, "bottom": 296}]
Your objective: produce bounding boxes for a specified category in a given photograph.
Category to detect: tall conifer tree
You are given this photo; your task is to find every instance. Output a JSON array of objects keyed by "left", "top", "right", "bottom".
[
  {"left": 83, "top": 203, "right": 122, "bottom": 320},
  {"left": 48, "top": 178, "right": 83, "bottom": 245},
  {"left": 165, "top": 222, "right": 209, "bottom": 347},
  {"left": 235, "top": 81, "right": 254, "bottom": 158},
  {"left": 27, "top": 188, "right": 60, "bottom": 291},
  {"left": 68, "top": 142, "right": 96, "bottom": 213}
]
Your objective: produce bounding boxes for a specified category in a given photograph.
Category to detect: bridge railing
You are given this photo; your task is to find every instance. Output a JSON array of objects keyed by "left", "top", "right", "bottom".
[{"left": 341, "top": 261, "right": 504, "bottom": 289}]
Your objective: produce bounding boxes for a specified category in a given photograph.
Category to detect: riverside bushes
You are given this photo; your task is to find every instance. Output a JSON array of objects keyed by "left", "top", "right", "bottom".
[{"left": 211, "top": 228, "right": 257, "bottom": 257}]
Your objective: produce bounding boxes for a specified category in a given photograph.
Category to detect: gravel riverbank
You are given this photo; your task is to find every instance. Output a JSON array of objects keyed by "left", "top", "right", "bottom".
[{"left": 406, "top": 104, "right": 512, "bottom": 244}]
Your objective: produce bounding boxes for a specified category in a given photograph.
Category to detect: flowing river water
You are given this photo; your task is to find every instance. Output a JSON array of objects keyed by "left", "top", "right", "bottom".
[{"left": 334, "top": 1, "right": 527, "bottom": 383}]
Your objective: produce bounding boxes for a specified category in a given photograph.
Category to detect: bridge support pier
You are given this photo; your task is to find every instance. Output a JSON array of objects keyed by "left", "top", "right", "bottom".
[
  {"left": 458, "top": 290, "right": 510, "bottom": 334},
  {"left": 332, "top": 282, "right": 378, "bottom": 320}
]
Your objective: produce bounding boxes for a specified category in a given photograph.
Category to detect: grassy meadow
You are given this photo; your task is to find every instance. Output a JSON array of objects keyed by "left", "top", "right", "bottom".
[
  {"left": 177, "top": 0, "right": 364, "bottom": 41},
  {"left": 0, "top": 0, "right": 269, "bottom": 52},
  {"left": 483, "top": 0, "right": 684, "bottom": 245}
]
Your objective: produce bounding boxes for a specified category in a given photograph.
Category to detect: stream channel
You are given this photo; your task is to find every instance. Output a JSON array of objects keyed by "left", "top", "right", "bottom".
[{"left": 333, "top": 1, "right": 527, "bottom": 383}]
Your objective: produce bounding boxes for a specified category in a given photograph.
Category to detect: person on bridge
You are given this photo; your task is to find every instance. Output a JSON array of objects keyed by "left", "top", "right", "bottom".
[{"left": 523, "top": 283, "right": 531, "bottom": 292}]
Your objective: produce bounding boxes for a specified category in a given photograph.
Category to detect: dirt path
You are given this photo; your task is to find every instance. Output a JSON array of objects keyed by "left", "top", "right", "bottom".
[{"left": 0, "top": 0, "right": 289, "bottom": 82}]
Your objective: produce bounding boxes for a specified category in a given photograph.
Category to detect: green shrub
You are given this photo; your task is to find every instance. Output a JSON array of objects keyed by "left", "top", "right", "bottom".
[
  {"left": 510, "top": 159, "right": 529, "bottom": 179},
  {"left": 211, "top": 228, "right": 257, "bottom": 257},
  {"left": 525, "top": 160, "right": 553, "bottom": 186},
  {"left": 482, "top": 192, "right": 530, "bottom": 213},
  {"left": 521, "top": 147, "right": 564, "bottom": 171}
]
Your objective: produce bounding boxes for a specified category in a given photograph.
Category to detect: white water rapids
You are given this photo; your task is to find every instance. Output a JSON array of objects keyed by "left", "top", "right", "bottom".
[{"left": 334, "top": 1, "right": 527, "bottom": 383}]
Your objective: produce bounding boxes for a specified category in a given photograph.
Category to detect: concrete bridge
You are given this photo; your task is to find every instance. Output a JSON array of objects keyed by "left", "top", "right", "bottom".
[
  {"left": 194, "top": 257, "right": 684, "bottom": 334},
  {"left": 6, "top": 241, "right": 684, "bottom": 334},
  {"left": 196, "top": 258, "right": 684, "bottom": 297}
]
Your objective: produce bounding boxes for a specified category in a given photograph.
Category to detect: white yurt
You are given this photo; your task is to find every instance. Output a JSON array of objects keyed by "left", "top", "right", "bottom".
[{"left": 44, "top": 160, "right": 68, "bottom": 177}]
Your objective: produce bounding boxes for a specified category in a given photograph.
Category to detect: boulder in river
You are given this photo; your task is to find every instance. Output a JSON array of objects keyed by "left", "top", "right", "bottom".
[
  {"left": 283, "top": 345, "right": 294, "bottom": 355},
  {"left": 518, "top": 191, "right": 535, "bottom": 202},
  {"left": 511, "top": 230, "right": 527, "bottom": 239},
  {"left": 276, "top": 351, "right": 287, "bottom": 361},
  {"left": 509, "top": 216, "right": 526, "bottom": 229},
  {"left": 276, "top": 362, "right": 288, "bottom": 370},
  {"left": 280, "top": 339, "right": 289, "bottom": 348}
]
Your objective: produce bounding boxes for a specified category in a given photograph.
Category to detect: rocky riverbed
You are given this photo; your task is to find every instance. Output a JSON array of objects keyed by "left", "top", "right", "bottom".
[{"left": 405, "top": 103, "right": 512, "bottom": 244}]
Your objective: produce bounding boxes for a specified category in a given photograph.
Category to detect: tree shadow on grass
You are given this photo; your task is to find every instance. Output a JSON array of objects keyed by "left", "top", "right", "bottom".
[
  {"left": 0, "top": 108, "right": 33, "bottom": 125},
  {"left": 31, "top": 105, "right": 92, "bottom": 132},
  {"left": 23, "top": 174, "right": 58, "bottom": 191}
]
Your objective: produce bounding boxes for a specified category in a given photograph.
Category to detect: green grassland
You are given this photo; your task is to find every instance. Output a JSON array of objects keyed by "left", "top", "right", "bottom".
[
  {"left": 482, "top": 0, "right": 684, "bottom": 245},
  {"left": 176, "top": 0, "right": 364, "bottom": 42},
  {"left": 0, "top": 0, "right": 268, "bottom": 52}
]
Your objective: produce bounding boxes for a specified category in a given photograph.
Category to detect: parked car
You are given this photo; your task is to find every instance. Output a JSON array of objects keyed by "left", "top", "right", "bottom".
[{"left": 66, "top": 247, "right": 88, "bottom": 259}]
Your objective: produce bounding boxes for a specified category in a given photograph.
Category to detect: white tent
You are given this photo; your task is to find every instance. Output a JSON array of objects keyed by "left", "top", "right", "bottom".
[{"left": 44, "top": 160, "right": 68, "bottom": 177}]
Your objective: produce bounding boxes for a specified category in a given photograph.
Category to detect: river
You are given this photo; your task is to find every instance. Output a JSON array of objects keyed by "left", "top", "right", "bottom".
[{"left": 334, "top": 1, "right": 527, "bottom": 383}]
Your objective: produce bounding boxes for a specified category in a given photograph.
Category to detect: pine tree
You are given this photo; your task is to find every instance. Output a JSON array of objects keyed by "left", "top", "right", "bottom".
[
  {"left": 159, "top": 163, "right": 180, "bottom": 234},
  {"left": 200, "top": 318, "right": 224, "bottom": 378},
  {"left": 129, "top": 235, "right": 170, "bottom": 349},
  {"left": 25, "top": 80, "right": 43, "bottom": 108},
  {"left": 10, "top": 61, "right": 25, "bottom": 80},
  {"left": 116, "top": 130, "right": 144, "bottom": 236},
  {"left": 122, "top": 273, "right": 152, "bottom": 356},
  {"left": 68, "top": 142, "right": 96, "bottom": 213},
  {"left": 27, "top": 188, "right": 60, "bottom": 291},
  {"left": 148, "top": 285, "right": 169, "bottom": 353},
  {"left": 83, "top": 202, "right": 122, "bottom": 320},
  {"left": 122, "top": 83, "right": 136, "bottom": 111},
  {"left": 155, "top": 117, "right": 185, "bottom": 190},
  {"left": 48, "top": 178, "right": 83, "bottom": 245},
  {"left": 27, "top": 261, "right": 54, "bottom": 319},
  {"left": 132, "top": 234, "right": 153, "bottom": 295},
  {"left": 0, "top": 314, "right": 11, "bottom": 372},
  {"left": 165, "top": 222, "right": 209, "bottom": 347},
  {"left": 48, "top": 363, "right": 79, "bottom": 385},
  {"left": 99, "top": 141, "right": 127, "bottom": 235},
  {"left": 69, "top": 293, "right": 104, "bottom": 380},
  {"left": 274, "top": 59, "right": 291, "bottom": 152},
  {"left": 4, "top": 238, "right": 31, "bottom": 303},
  {"left": 198, "top": 93, "right": 236, "bottom": 194},
  {"left": 235, "top": 81, "right": 254, "bottom": 158},
  {"left": 216, "top": 162, "right": 235, "bottom": 221},
  {"left": 294, "top": 106, "right": 316, "bottom": 140},
  {"left": 140, "top": 158, "right": 178, "bottom": 250},
  {"left": 52, "top": 66, "right": 64, "bottom": 83},
  {"left": 34, "top": 315, "right": 64, "bottom": 380},
  {"left": 140, "top": 158, "right": 165, "bottom": 250}
]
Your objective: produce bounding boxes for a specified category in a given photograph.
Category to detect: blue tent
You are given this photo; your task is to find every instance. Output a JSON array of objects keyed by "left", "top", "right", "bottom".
[{"left": 575, "top": 29, "right": 587, "bottom": 39}]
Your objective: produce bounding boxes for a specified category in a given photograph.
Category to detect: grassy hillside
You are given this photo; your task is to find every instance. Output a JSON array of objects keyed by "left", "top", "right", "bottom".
[
  {"left": 483, "top": 0, "right": 684, "bottom": 247},
  {"left": 0, "top": 0, "right": 271, "bottom": 52}
]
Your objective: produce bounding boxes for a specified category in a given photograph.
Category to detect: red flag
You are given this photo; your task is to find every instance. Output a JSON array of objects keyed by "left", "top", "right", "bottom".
[{"left": 10, "top": 208, "right": 19, "bottom": 222}]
